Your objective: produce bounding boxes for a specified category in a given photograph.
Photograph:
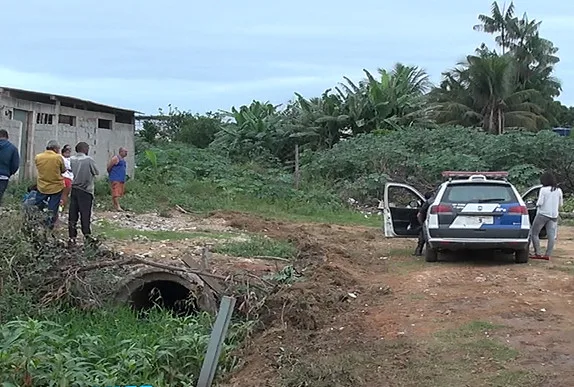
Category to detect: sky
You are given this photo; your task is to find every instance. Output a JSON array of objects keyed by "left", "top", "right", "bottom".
[{"left": 1, "top": 0, "right": 573, "bottom": 115}]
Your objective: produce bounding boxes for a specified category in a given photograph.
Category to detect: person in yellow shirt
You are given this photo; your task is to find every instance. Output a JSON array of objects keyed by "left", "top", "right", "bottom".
[{"left": 34, "top": 140, "right": 65, "bottom": 229}]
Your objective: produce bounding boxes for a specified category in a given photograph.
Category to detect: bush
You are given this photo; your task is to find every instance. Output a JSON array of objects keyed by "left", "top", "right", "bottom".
[
  {"left": 118, "top": 144, "right": 363, "bottom": 224},
  {"left": 303, "top": 127, "right": 574, "bottom": 200}
]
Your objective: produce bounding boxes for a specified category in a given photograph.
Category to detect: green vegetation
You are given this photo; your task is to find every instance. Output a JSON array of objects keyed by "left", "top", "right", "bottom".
[
  {"left": 0, "top": 308, "right": 252, "bottom": 386},
  {"left": 0, "top": 2, "right": 572, "bottom": 386},
  {"left": 213, "top": 235, "right": 297, "bottom": 259},
  {"left": 0, "top": 211, "right": 254, "bottom": 386}
]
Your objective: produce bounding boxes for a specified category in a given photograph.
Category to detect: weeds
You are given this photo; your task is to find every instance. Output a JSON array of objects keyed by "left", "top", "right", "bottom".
[
  {"left": 0, "top": 307, "right": 253, "bottom": 386},
  {"left": 214, "top": 236, "right": 297, "bottom": 259}
]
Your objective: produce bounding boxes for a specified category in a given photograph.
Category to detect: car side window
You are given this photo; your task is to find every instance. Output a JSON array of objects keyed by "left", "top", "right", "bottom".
[
  {"left": 523, "top": 189, "right": 539, "bottom": 208},
  {"left": 388, "top": 186, "right": 422, "bottom": 208}
]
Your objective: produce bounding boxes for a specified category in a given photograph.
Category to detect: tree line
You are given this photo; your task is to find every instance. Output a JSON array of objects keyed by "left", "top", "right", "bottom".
[{"left": 139, "top": 1, "right": 574, "bottom": 166}]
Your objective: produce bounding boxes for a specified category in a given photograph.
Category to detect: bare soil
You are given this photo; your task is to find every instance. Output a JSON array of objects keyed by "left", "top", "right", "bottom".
[
  {"left": 212, "top": 211, "right": 574, "bottom": 387},
  {"left": 97, "top": 210, "right": 574, "bottom": 386}
]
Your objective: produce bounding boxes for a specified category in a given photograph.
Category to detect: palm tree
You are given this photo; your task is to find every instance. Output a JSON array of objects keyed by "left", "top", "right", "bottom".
[
  {"left": 473, "top": 1, "right": 516, "bottom": 53},
  {"left": 337, "top": 63, "right": 433, "bottom": 132},
  {"left": 432, "top": 54, "right": 548, "bottom": 134},
  {"left": 292, "top": 90, "right": 349, "bottom": 149}
]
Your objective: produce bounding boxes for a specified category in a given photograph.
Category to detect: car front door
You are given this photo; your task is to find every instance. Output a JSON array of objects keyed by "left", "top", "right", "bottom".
[
  {"left": 383, "top": 183, "right": 425, "bottom": 237},
  {"left": 522, "top": 185, "right": 547, "bottom": 239}
]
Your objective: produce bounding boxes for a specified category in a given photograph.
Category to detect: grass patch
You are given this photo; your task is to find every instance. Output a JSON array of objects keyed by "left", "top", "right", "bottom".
[
  {"left": 547, "top": 264, "right": 574, "bottom": 275},
  {"left": 0, "top": 306, "right": 253, "bottom": 386},
  {"left": 214, "top": 235, "right": 297, "bottom": 259},
  {"left": 278, "top": 320, "right": 544, "bottom": 387},
  {"left": 388, "top": 247, "right": 415, "bottom": 257},
  {"left": 94, "top": 219, "right": 233, "bottom": 241},
  {"left": 386, "top": 256, "right": 427, "bottom": 274},
  {"left": 4, "top": 177, "right": 381, "bottom": 228},
  {"left": 434, "top": 320, "right": 504, "bottom": 340},
  {"left": 98, "top": 179, "right": 381, "bottom": 227},
  {"left": 488, "top": 369, "right": 547, "bottom": 387}
]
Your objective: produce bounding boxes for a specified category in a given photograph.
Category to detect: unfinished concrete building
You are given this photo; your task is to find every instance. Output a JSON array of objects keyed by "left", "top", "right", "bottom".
[{"left": 0, "top": 87, "right": 136, "bottom": 181}]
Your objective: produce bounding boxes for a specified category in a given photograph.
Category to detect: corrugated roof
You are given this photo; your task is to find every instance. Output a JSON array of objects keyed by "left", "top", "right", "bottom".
[{"left": 0, "top": 86, "right": 142, "bottom": 114}]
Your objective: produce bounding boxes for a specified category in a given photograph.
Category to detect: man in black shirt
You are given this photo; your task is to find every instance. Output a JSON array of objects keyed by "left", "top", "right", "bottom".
[{"left": 413, "top": 190, "right": 434, "bottom": 256}]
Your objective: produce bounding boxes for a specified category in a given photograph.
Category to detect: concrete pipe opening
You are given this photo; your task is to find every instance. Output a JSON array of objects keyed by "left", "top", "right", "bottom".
[{"left": 114, "top": 269, "right": 218, "bottom": 317}]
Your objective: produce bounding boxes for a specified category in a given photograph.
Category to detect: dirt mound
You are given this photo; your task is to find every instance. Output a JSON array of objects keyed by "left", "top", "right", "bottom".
[
  {"left": 212, "top": 212, "right": 384, "bottom": 386},
  {"left": 260, "top": 263, "right": 359, "bottom": 331}
]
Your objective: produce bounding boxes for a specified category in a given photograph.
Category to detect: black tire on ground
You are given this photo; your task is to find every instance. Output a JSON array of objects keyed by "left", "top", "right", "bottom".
[
  {"left": 425, "top": 247, "right": 438, "bottom": 262},
  {"left": 514, "top": 248, "right": 529, "bottom": 264}
]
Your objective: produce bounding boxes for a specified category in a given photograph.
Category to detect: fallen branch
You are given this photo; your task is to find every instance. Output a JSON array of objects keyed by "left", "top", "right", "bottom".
[
  {"left": 232, "top": 272, "right": 275, "bottom": 288},
  {"left": 132, "top": 255, "right": 228, "bottom": 280},
  {"left": 252, "top": 255, "right": 291, "bottom": 262},
  {"left": 73, "top": 257, "right": 135, "bottom": 272},
  {"left": 175, "top": 205, "right": 189, "bottom": 214}
]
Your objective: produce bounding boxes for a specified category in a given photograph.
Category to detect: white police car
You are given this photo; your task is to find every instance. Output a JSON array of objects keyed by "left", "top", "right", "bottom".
[{"left": 382, "top": 171, "right": 545, "bottom": 263}]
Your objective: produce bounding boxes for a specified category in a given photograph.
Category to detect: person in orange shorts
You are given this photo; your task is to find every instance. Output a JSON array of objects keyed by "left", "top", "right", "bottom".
[{"left": 107, "top": 147, "right": 128, "bottom": 211}]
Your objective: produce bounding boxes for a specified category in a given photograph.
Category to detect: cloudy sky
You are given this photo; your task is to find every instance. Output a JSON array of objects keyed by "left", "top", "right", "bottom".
[{"left": 1, "top": 0, "right": 573, "bottom": 114}]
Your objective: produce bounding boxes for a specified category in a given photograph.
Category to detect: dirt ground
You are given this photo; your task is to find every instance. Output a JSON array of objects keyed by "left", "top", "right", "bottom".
[{"left": 95, "top": 210, "right": 574, "bottom": 386}]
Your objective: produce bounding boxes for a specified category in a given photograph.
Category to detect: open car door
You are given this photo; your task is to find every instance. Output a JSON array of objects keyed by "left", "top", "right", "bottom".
[
  {"left": 383, "top": 183, "right": 425, "bottom": 237},
  {"left": 522, "top": 184, "right": 547, "bottom": 239}
]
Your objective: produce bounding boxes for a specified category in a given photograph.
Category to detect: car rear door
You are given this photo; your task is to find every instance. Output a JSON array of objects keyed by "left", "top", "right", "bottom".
[
  {"left": 522, "top": 185, "right": 547, "bottom": 239},
  {"left": 383, "top": 183, "right": 425, "bottom": 237}
]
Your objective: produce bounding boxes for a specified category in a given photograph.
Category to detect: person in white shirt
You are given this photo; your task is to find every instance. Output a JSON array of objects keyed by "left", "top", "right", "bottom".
[
  {"left": 530, "top": 171, "right": 563, "bottom": 260},
  {"left": 59, "top": 144, "right": 74, "bottom": 212}
]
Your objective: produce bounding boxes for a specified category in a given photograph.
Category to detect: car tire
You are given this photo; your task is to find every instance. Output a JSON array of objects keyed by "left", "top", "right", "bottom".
[
  {"left": 514, "top": 248, "right": 529, "bottom": 264},
  {"left": 425, "top": 247, "right": 438, "bottom": 262}
]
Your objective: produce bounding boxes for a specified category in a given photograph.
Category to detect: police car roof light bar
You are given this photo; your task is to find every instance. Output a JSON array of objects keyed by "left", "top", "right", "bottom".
[{"left": 441, "top": 171, "right": 509, "bottom": 180}]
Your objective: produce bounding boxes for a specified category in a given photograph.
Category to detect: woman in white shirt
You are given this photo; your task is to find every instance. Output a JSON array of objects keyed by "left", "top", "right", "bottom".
[
  {"left": 530, "top": 171, "right": 563, "bottom": 260},
  {"left": 59, "top": 144, "right": 74, "bottom": 211}
]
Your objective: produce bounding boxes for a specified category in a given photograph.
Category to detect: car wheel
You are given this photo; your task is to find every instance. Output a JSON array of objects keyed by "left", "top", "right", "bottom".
[
  {"left": 425, "top": 247, "right": 438, "bottom": 262},
  {"left": 514, "top": 248, "right": 529, "bottom": 264}
]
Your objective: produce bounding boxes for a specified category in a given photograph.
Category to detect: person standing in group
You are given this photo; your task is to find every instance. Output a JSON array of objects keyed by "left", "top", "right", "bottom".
[
  {"left": 59, "top": 144, "right": 74, "bottom": 212},
  {"left": 68, "top": 142, "right": 99, "bottom": 247},
  {"left": 34, "top": 140, "right": 65, "bottom": 229},
  {"left": 107, "top": 147, "right": 128, "bottom": 211},
  {"left": 530, "top": 171, "right": 563, "bottom": 260},
  {"left": 0, "top": 129, "right": 20, "bottom": 206}
]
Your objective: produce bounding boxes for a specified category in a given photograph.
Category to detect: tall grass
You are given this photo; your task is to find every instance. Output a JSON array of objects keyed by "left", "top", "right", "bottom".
[{"left": 0, "top": 307, "right": 253, "bottom": 386}]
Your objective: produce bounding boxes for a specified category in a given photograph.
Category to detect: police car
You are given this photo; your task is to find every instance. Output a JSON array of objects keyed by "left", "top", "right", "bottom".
[{"left": 382, "top": 171, "right": 545, "bottom": 264}]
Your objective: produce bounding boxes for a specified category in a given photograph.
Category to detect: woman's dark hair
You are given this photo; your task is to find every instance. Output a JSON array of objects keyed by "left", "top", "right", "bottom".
[
  {"left": 540, "top": 171, "right": 558, "bottom": 191},
  {"left": 424, "top": 191, "right": 434, "bottom": 200},
  {"left": 62, "top": 144, "right": 71, "bottom": 154}
]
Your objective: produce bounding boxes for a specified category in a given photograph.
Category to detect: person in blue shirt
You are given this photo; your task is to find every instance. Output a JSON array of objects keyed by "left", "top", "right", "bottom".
[
  {"left": 107, "top": 147, "right": 128, "bottom": 211},
  {"left": 0, "top": 129, "right": 20, "bottom": 206}
]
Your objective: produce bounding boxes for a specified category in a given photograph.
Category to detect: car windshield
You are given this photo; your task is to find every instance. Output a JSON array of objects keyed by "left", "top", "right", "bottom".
[{"left": 442, "top": 183, "right": 518, "bottom": 204}]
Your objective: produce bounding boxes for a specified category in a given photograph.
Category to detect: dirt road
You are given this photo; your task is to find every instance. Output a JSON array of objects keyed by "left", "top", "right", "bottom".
[
  {"left": 96, "top": 210, "right": 574, "bottom": 386},
  {"left": 215, "top": 212, "right": 574, "bottom": 387}
]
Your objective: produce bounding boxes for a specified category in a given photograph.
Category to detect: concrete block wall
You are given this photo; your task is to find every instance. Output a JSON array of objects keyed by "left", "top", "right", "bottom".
[{"left": 0, "top": 95, "right": 135, "bottom": 181}]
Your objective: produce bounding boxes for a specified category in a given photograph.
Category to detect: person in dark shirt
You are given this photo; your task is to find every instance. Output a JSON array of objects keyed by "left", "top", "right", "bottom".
[
  {"left": 0, "top": 129, "right": 20, "bottom": 206},
  {"left": 413, "top": 190, "right": 435, "bottom": 256}
]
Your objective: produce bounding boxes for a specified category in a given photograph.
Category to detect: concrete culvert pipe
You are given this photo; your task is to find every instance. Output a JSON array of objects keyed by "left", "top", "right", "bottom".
[{"left": 114, "top": 267, "right": 219, "bottom": 316}]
